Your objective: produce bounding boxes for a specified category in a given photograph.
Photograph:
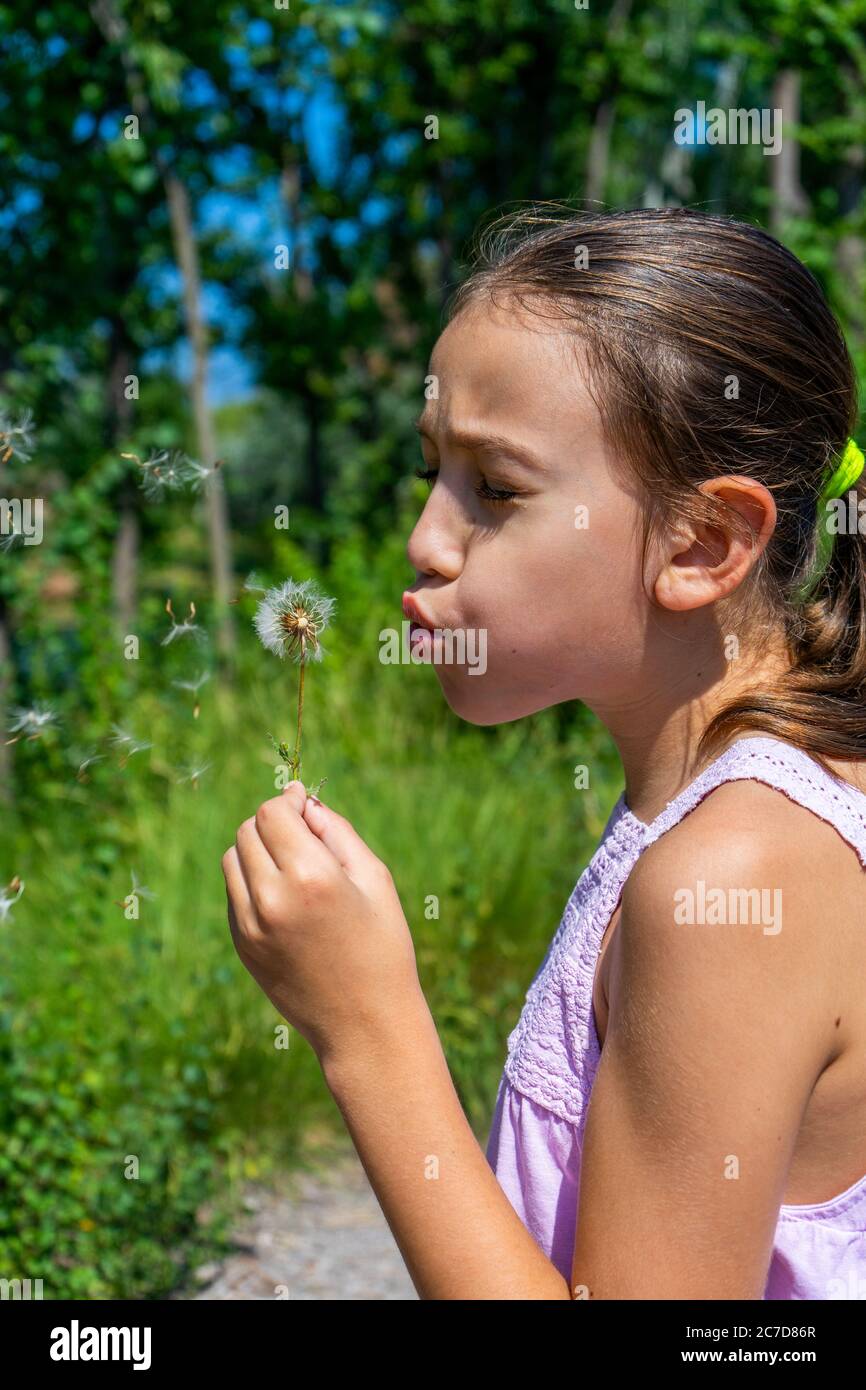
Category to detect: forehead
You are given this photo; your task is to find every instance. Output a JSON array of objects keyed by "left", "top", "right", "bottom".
[{"left": 421, "top": 297, "right": 597, "bottom": 443}]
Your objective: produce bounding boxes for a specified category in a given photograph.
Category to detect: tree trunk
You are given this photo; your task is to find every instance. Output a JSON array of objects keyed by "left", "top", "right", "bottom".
[
  {"left": 437, "top": 157, "right": 457, "bottom": 314},
  {"left": 585, "top": 100, "right": 616, "bottom": 206},
  {"left": 770, "top": 69, "right": 810, "bottom": 234},
  {"left": 583, "top": 0, "right": 633, "bottom": 206},
  {"left": 704, "top": 54, "right": 743, "bottom": 212},
  {"left": 91, "top": 0, "right": 236, "bottom": 660},
  {"left": 281, "top": 156, "right": 314, "bottom": 305},
  {"left": 836, "top": 232, "right": 865, "bottom": 346},
  {"left": 835, "top": 89, "right": 865, "bottom": 348},
  {"left": 111, "top": 490, "right": 139, "bottom": 636},
  {"left": 107, "top": 328, "right": 139, "bottom": 635},
  {"left": 164, "top": 172, "right": 235, "bottom": 660}
]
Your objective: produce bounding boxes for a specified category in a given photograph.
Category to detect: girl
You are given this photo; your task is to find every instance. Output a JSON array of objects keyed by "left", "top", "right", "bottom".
[{"left": 222, "top": 207, "right": 866, "bottom": 1300}]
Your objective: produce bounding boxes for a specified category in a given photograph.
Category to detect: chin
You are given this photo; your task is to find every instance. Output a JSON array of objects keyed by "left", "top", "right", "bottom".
[{"left": 434, "top": 671, "right": 531, "bottom": 726}]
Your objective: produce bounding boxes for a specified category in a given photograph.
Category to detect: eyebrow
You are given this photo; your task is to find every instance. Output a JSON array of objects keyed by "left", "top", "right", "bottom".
[{"left": 412, "top": 415, "right": 544, "bottom": 473}]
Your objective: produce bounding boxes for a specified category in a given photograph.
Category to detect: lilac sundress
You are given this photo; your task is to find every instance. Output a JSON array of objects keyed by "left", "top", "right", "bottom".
[{"left": 485, "top": 735, "right": 866, "bottom": 1299}]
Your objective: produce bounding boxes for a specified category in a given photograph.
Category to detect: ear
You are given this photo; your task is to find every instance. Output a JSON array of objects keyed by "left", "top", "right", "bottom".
[{"left": 653, "top": 477, "right": 777, "bottom": 612}]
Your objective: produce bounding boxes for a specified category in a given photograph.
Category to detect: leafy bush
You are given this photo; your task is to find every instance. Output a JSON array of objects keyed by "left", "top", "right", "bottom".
[{"left": 0, "top": 519, "right": 621, "bottom": 1296}]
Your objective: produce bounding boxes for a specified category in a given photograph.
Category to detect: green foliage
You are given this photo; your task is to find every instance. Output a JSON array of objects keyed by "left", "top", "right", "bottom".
[
  {"left": 0, "top": 525, "right": 617, "bottom": 1296},
  {"left": 2, "top": 0, "right": 865, "bottom": 1299}
]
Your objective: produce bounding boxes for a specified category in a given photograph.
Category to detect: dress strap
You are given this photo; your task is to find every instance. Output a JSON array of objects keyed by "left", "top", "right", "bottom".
[{"left": 639, "top": 735, "right": 866, "bottom": 870}]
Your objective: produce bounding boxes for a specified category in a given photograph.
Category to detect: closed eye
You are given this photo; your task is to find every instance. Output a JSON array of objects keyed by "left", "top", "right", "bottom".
[{"left": 413, "top": 465, "right": 519, "bottom": 505}]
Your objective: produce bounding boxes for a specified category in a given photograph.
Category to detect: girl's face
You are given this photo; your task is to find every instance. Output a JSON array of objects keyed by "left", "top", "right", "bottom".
[{"left": 404, "top": 296, "right": 654, "bottom": 726}]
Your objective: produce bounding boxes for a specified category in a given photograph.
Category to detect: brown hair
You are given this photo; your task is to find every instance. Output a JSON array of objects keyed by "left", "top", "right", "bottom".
[{"left": 445, "top": 203, "right": 866, "bottom": 777}]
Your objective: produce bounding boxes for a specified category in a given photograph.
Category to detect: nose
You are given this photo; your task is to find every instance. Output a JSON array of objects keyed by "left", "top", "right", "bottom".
[{"left": 406, "top": 492, "right": 464, "bottom": 582}]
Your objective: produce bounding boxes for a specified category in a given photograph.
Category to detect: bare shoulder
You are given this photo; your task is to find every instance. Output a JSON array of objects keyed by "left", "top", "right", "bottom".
[
  {"left": 576, "top": 773, "right": 866, "bottom": 1298},
  {"left": 627, "top": 775, "right": 865, "bottom": 931},
  {"left": 615, "top": 777, "right": 866, "bottom": 1065}
]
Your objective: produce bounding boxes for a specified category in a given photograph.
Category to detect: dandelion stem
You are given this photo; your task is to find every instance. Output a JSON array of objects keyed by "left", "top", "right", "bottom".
[{"left": 293, "top": 645, "right": 306, "bottom": 780}]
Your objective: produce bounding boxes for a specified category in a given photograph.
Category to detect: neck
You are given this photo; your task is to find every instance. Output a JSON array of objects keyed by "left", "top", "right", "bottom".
[{"left": 583, "top": 625, "right": 793, "bottom": 826}]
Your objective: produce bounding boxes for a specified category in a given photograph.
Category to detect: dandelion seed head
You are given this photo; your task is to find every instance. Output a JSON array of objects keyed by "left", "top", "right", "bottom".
[{"left": 253, "top": 578, "right": 336, "bottom": 663}]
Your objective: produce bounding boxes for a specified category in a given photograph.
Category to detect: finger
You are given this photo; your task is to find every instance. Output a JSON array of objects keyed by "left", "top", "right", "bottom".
[
  {"left": 282, "top": 780, "right": 307, "bottom": 813},
  {"left": 302, "top": 796, "right": 385, "bottom": 888},
  {"left": 222, "top": 845, "right": 262, "bottom": 944},
  {"left": 222, "top": 844, "right": 251, "bottom": 912},
  {"left": 235, "top": 814, "right": 281, "bottom": 885},
  {"left": 254, "top": 782, "right": 331, "bottom": 875},
  {"left": 226, "top": 892, "right": 243, "bottom": 951}
]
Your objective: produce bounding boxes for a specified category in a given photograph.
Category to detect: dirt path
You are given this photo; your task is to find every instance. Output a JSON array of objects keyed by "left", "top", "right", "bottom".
[{"left": 183, "top": 1141, "right": 417, "bottom": 1301}]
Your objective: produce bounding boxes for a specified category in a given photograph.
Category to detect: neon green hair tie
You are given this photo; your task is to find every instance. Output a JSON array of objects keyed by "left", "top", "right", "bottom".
[{"left": 791, "top": 436, "right": 864, "bottom": 606}]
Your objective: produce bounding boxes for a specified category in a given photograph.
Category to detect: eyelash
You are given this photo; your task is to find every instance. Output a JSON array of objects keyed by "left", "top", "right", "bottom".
[{"left": 413, "top": 466, "right": 519, "bottom": 505}]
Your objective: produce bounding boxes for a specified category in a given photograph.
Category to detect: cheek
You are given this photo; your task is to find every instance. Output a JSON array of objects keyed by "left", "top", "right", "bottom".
[
  {"left": 470, "top": 512, "right": 641, "bottom": 675},
  {"left": 467, "top": 516, "right": 616, "bottom": 632}
]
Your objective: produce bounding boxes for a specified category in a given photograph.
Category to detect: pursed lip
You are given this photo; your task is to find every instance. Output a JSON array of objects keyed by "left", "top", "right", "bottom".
[{"left": 402, "top": 591, "right": 437, "bottom": 631}]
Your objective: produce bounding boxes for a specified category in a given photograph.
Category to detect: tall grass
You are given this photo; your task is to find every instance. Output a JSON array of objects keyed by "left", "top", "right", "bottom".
[{"left": 0, "top": 523, "right": 623, "bottom": 1296}]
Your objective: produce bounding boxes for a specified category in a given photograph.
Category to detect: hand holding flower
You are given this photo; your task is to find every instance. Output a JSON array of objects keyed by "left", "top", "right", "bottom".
[{"left": 222, "top": 782, "right": 424, "bottom": 1068}]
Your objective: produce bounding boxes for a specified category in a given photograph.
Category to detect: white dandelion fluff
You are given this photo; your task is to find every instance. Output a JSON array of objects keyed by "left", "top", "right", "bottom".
[
  {"left": 0, "top": 409, "right": 35, "bottom": 464},
  {"left": 172, "top": 669, "right": 210, "bottom": 719},
  {"left": 0, "top": 876, "right": 24, "bottom": 923},
  {"left": 0, "top": 518, "right": 24, "bottom": 552},
  {"left": 162, "top": 598, "right": 206, "bottom": 646},
  {"left": 252, "top": 576, "right": 335, "bottom": 787},
  {"left": 182, "top": 458, "right": 222, "bottom": 492},
  {"left": 110, "top": 725, "right": 152, "bottom": 759},
  {"left": 129, "top": 870, "right": 155, "bottom": 901},
  {"left": 252, "top": 578, "right": 336, "bottom": 663},
  {"left": 129, "top": 448, "right": 191, "bottom": 501},
  {"left": 176, "top": 761, "right": 212, "bottom": 788},
  {"left": 75, "top": 750, "right": 106, "bottom": 781},
  {"left": 7, "top": 704, "right": 58, "bottom": 739},
  {"left": 172, "top": 671, "right": 210, "bottom": 694}
]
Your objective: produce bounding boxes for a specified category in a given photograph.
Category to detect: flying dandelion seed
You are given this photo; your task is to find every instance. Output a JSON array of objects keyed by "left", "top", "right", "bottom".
[
  {"left": 0, "top": 410, "right": 35, "bottom": 465},
  {"left": 230, "top": 571, "right": 267, "bottom": 605},
  {"left": 176, "top": 761, "right": 212, "bottom": 789},
  {"left": 0, "top": 876, "right": 24, "bottom": 923},
  {"left": 162, "top": 598, "right": 205, "bottom": 646},
  {"left": 129, "top": 871, "right": 155, "bottom": 900},
  {"left": 75, "top": 751, "right": 106, "bottom": 782},
  {"left": 6, "top": 704, "right": 58, "bottom": 744},
  {"left": 172, "top": 670, "right": 210, "bottom": 718},
  {"left": 123, "top": 448, "right": 192, "bottom": 501},
  {"left": 110, "top": 725, "right": 152, "bottom": 765},
  {"left": 0, "top": 513, "right": 23, "bottom": 552},
  {"left": 253, "top": 578, "right": 335, "bottom": 790},
  {"left": 115, "top": 870, "right": 156, "bottom": 912},
  {"left": 182, "top": 458, "right": 223, "bottom": 492}
]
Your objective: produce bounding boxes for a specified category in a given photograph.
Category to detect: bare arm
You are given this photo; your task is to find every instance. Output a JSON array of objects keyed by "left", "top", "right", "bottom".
[
  {"left": 571, "top": 786, "right": 842, "bottom": 1299},
  {"left": 224, "top": 783, "right": 572, "bottom": 1300},
  {"left": 323, "top": 995, "right": 573, "bottom": 1300}
]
